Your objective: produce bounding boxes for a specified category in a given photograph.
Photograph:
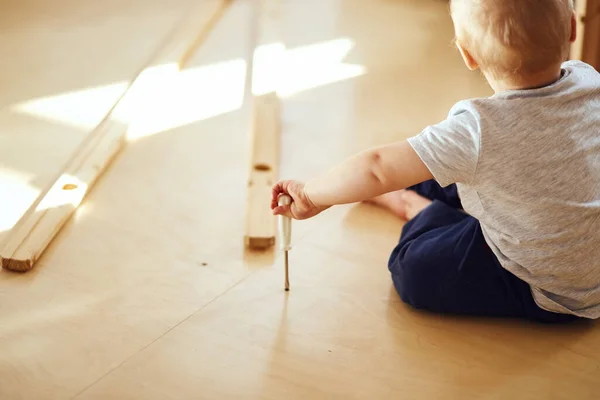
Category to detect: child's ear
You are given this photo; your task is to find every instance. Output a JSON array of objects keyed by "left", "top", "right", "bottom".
[
  {"left": 456, "top": 41, "right": 479, "bottom": 71},
  {"left": 570, "top": 10, "right": 577, "bottom": 43}
]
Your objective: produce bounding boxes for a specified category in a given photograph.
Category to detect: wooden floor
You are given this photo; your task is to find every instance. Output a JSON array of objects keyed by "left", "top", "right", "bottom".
[{"left": 1, "top": 1, "right": 599, "bottom": 399}]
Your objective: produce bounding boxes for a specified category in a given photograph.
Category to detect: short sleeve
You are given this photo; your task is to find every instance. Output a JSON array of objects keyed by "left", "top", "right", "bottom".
[{"left": 407, "top": 103, "right": 481, "bottom": 187}]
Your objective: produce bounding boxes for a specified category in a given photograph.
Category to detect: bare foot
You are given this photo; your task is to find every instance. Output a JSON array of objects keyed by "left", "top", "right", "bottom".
[
  {"left": 364, "top": 190, "right": 408, "bottom": 219},
  {"left": 365, "top": 190, "right": 432, "bottom": 220},
  {"left": 402, "top": 190, "right": 433, "bottom": 220}
]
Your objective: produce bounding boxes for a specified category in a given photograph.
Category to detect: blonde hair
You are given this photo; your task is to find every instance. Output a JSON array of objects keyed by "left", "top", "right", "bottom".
[{"left": 450, "top": 0, "right": 574, "bottom": 79}]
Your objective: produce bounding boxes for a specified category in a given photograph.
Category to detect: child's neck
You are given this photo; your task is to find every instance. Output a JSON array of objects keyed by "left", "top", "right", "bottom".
[{"left": 487, "top": 63, "right": 563, "bottom": 93}]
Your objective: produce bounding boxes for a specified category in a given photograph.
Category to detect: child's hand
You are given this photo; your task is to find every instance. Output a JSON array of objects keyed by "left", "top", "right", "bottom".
[{"left": 271, "top": 180, "right": 328, "bottom": 220}]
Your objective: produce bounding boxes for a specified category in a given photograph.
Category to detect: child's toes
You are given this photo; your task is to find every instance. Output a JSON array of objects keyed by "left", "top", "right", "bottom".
[{"left": 403, "top": 191, "right": 433, "bottom": 220}]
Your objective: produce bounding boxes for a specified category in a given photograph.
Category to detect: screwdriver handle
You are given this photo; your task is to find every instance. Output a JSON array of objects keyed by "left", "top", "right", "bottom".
[{"left": 277, "top": 194, "right": 292, "bottom": 251}]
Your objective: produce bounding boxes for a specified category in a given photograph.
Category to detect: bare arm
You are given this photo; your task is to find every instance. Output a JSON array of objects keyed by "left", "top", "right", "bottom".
[{"left": 304, "top": 139, "right": 433, "bottom": 207}]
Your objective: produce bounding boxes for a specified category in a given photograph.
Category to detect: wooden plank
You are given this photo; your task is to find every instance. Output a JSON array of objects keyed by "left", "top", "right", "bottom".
[
  {"left": 584, "top": 0, "right": 600, "bottom": 69},
  {"left": 0, "top": 0, "right": 231, "bottom": 272},
  {"left": 571, "top": 0, "right": 588, "bottom": 61},
  {"left": 572, "top": 0, "right": 600, "bottom": 70},
  {"left": 243, "top": 0, "right": 283, "bottom": 250},
  {"left": 244, "top": 92, "right": 281, "bottom": 249}
]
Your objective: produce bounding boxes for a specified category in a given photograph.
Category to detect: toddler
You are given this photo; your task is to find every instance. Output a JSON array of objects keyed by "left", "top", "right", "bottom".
[{"left": 271, "top": 0, "right": 600, "bottom": 323}]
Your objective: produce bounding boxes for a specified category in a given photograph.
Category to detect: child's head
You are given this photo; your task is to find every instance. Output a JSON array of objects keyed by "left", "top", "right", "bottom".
[{"left": 450, "top": 0, "right": 576, "bottom": 82}]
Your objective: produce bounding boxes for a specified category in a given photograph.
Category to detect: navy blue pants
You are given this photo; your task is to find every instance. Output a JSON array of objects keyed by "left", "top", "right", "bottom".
[{"left": 388, "top": 180, "right": 579, "bottom": 323}]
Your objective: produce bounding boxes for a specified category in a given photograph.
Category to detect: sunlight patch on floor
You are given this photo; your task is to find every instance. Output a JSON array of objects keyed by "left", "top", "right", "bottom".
[
  {"left": 11, "top": 38, "right": 366, "bottom": 140},
  {"left": 12, "top": 82, "right": 130, "bottom": 131},
  {"left": 260, "top": 37, "right": 366, "bottom": 97},
  {"left": 129, "top": 37, "right": 366, "bottom": 139},
  {"left": 0, "top": 167, "right": 40, "bottom": 233},
  {"left": 125, "top": 59, "right": 247, "bottom": 140}
]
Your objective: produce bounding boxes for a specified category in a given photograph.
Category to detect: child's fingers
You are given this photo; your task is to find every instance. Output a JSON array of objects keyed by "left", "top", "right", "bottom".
[
  {"left": 271, "top": 194, "right": 280, "bottom": 210},
  {"left": 271, "top": 193, "right": 288, "bottom": 210},
  {"left": 271, "top": 182, "right": 286, "bottom": 209},
  {"left": 272, "top": 204, "right": 292, "bottom": 217},
  {"left": 271, "top": 180, "right": 297, "bottom": 208}
]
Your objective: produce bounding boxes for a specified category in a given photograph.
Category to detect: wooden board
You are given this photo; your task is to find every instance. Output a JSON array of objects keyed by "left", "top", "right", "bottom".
[
  {"left": 244, "top": 0, "right": 283, "bottom": 250},
  {"left": 572, "top": 0, "right": 600, "bottom": 69},
  {"left": 244, "top": 92, "right": 281, "bottom": 249},
  {"left": 0, "top": 0, "right": 231, "bottom": 272},
  {"left": 572, "top": 0, "right": 588, "bottom": 61}
]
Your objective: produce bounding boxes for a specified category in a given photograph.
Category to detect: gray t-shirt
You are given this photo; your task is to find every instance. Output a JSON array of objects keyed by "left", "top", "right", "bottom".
[{"left": 408, "top": 60, "right": 600, "bottom": 319}]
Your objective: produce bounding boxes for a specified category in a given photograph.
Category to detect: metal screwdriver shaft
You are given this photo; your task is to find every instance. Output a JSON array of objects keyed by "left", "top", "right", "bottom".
[
  {"left": 277, "top": 194, "right": 292, "bottom": 291},
  {"left": 284, "top": 251, "right": 289, "bottom": 290}
]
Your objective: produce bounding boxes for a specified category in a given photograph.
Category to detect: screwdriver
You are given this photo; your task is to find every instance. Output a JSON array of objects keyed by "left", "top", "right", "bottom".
[{"left": 277, "top": 194, "right": 292, "bottom": 291}]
